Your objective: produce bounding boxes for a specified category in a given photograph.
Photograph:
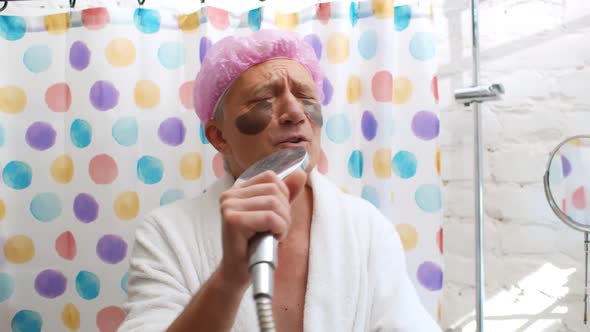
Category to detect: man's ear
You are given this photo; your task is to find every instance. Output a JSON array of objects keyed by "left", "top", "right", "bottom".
[{"left": 205, "top": 121, "right": 232, "bottom": 155}]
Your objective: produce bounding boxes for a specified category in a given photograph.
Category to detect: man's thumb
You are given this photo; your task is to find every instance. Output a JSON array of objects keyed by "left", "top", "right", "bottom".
[{"left": 283, "top": 169, "right": 307, "bottom": 203}]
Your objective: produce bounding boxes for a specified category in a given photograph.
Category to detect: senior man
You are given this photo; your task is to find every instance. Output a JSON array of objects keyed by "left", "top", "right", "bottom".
[{"left": 119, "top": 29, "right": 440, "bottom": 332}]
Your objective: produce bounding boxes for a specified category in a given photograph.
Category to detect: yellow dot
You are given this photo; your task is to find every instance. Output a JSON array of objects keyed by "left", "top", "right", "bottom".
[
  {"left": 275, "top": 12, "right": 299, "bottom": 31},
  {"left": 373, "top": 148, "right": 391, "bottom": 178},
  {"left": 396, "top": 224, "right": 418, "bottom": 251},
  {"left": 180, "top": 152, "right": 202, "bottom": 180},
  {"left": 178, "top": 13, "right": 199, "bottom": 32},
  {"left": 44, "top": 13, "right": 70, "bottom": 34},
  {"left": 346, "top": 76, "right": 362, "bottom": 104},
  {"left": 340, "top": 187, "right": 349, "bottom": 193},
  {"left": 51, "top": 155, "right": 74, "bottom": 184},
  {"left": 106, "top": 38, "right": 136, "bottom": 67},
  {"left": 0, "top": 86, "right": 27, "bottom": 114},
  {"left": 327, "top": 33, "right": 350, "bottom": 64},
  {"left": 436, "top": 149, "right": 441, "bottom": 176},
  {"left": 114, "top": 192, "right": 140, "bottom": 221},
  {"left": 392, "top": 77, "right": 413, "bottom": 104},
  {"left": 4, "top": 235, "right": 35, "bottom": 264},
  {"left": 372, "top": 0, "right": 395, "bottom": 19},
  {"left": 62, "top": 303, "right": 80, "bottom": 331},
  {"left": 134, "top": 80, "right": 160, "bottom": 109},
  {"left": 0, "top": 199, "right": 5, "bottom": 222},
  {"left": 437, "top": 301, "right": 442, "bottom": 322}
]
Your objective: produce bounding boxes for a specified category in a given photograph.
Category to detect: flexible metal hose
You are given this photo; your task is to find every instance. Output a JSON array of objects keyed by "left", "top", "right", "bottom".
[{"left": 255, "top": 296, "right": 275, "bottom": 332}]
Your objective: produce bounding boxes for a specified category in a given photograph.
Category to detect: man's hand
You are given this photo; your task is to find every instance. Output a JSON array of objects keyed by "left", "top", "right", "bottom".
[{"left": 217, "top": 169, "right": 307, "bottom": 288}]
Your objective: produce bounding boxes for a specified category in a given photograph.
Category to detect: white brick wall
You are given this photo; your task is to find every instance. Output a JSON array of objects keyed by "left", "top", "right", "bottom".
[{"left": 437, "top": 0, "right": 590, "bottom": 331}]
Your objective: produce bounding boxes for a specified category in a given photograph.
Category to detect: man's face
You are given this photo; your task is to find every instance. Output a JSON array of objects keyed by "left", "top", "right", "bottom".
[{"left": 206, "top": 58, "right": 322, "bottom": 178}]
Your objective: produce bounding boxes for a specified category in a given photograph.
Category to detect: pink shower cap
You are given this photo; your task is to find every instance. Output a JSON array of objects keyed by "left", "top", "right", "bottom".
[{"left": 193, "top": 29, "right": 324, "bottom": 125}]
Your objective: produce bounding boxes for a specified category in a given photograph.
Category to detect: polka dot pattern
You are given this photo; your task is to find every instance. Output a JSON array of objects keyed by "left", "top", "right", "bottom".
[{"left": 0, "top": 2, "right": 442, "bottom": 326}]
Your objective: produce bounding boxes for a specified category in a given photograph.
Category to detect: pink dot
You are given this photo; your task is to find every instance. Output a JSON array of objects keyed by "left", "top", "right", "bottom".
[
  {"left": 207, "top": 7, "right": 229, "bottom": 30},
  {"left": 89, "top": 154, "right": 119, "bottom": 184},
  {"left": 179, "top": 81, "right": 194, "bottom": 110},
  {"left": 316, "top": 3, "right": 331, "bottom": 24},
  {"left": 371, "top": 71, "right": 393, "bottom": 102},
  {"left": 431, "top": 76, "right": 439, "bottom": 104},
  {"left": 318, "top": 150, "right": 328, "bottom": 174},
  {"left": 212, "top": 152, "right": 225, "bottom": 178},
  {"left": 573, "top": 186, "right": 586, "bottom": 210},
  {"left": 82, "top": 8, "right": 110, "bottom": 30},
  {"left": 96, "top": 306, "right": 125, "bottom": 332},
  {"left": 55, "top": 231, "right": 77, "bottom": 261},
  {"left": 45, "top": 83, "right": 71, "bottom": 112},
  {"left": 436, "top": 227, "right": 443, "bottom": 254}
]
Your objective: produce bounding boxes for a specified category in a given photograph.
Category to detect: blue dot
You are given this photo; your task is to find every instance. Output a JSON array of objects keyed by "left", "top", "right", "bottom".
[
  {"left": 137, "top": 155, "right": 164, "bottom": 185},
  {"left": 3, "top": 161, "right": 32, "bottom": 190},
  {"left": 11, "top": 310, "right": 42, "bottom": 332},
  {"left": 0, "top": 273, "right": 15, "bottom": 302},
  {"left": 409, "top": 32, "right": 436, "bottom": 61},
  {"left": 121, "top": 272, "right": 128, "bottom": 294},
  {"left": 0, "top": 124, "right": 4, "bottom": 146},
  {"left": 75, "top": 270, "right": 100, "bottom": 300},
  {"left": 349, "top": 2, "right": 359, "bottom": 26},
  {"left": 326, "top": 114, "right": 351, "bottom": 144},
  {"left": 392, "top": 151, "right": 417, "bottom": 179},
  {"left": 415, "top": 184, "right": 441, "bottom": 213},
  {"left": 112, "top": 117, "right": 138, "bottom": 146},
  {"left": 394, "top": 5, "right": 412, "bottom": 31},
  {"left": 199, "top": 123, "right": 209, "bottom": 144},
  {"left": 70, "top": 119, "right": 92, "bottom": 148},
  {"left": 158, "top": 42, "right": 185, "bottom": 70},
  {"left": 358, "top": 30, "right": 377, "bottom": 60},
  {"left": 0, "top": 16, "right": 26, "bottom": 41},
  {"left": 23, "top": 45, "right": 52, "bottom": 73},
  {"left": 248, "top": 8, "right": 262, "bottom": 31},
  {"left": 30, "top": 192, "right": 62, "bottom": 222},
  {"left": 160, "top": 189, "right": 185, "bottom": 206},
  {"left": 348, "top": 150, "right": 364, "bottom": 179},
  {"left": 361, "top": 185, "right": 380, "bottom": 208},
  {"left": 134, "top": 8, "right": 160, "bottom": 34}
]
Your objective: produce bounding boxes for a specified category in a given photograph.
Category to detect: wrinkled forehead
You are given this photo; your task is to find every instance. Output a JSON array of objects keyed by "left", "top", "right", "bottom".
[{"left": 231, "top": 58, "right": 317, "bottom": 95}]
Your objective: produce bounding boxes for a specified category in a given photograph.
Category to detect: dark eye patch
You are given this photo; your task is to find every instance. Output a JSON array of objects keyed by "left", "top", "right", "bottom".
[{"left": 235, "top": 100, "right": 273, "bottom": 135}]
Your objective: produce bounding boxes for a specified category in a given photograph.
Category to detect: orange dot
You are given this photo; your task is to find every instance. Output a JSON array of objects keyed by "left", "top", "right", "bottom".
[
  {"left": 96, "top": 306, "right": 125, "bottom": 332},
  {"left": 45, "top": 83, "right": 72, "bottom": 112},
  {"left": 207, "top": 7, "right": 229, "bottom": 30},
  {"left": 4, "top": 235, "right": 35, "bottom": 263},
  {"left": 179, "top": 81, "right": 194, "bottom": 110},
  {"left": 89, "top": 154, "right": 118, "bottom": 184}
]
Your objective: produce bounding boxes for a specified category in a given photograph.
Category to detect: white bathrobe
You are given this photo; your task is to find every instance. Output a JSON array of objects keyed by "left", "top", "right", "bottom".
[{"left": 119, "top": 169, "right": 441, "bottom": 332}]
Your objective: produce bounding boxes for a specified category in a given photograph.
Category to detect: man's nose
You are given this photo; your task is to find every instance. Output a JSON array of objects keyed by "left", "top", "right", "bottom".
[{"left": 277, "top": 92, "right": 306, "bottom": 125}]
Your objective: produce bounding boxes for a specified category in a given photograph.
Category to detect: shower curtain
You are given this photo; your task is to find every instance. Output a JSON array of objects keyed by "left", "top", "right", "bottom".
[{"left": 0, "top": 0, "right": 441, "bottom": 330}]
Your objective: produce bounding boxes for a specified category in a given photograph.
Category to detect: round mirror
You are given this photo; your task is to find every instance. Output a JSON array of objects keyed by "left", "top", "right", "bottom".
[{"left": 543, "top": 135, "right": 590, "bottom": 233}]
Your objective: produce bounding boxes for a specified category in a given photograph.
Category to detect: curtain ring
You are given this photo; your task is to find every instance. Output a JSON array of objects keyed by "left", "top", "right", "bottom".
[
  {"left": 200, "top": 0, "right": 205, "bottom": 4},
  {"left": 0, "top": 0, "right": 7, "bottom": 13},
  {"left": 70, "top": 0, "right": 76, "bottom": 9},
  {"left": 138, "top": 0, "right": 146, "bottom": 6}
]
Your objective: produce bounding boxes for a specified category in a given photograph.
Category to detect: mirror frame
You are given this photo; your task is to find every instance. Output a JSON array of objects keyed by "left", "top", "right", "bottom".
[{"left": 543, "top": 134, "right": 590, "bottom": 233}]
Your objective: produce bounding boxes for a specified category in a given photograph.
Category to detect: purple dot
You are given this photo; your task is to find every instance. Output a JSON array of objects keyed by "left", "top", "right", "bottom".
[
  {"left": 69, "top": 41, "right": 91, "bottom": 71},
  {"left": 73, "top": 193, "right": 98, "bottom": 223},
  {"left": 303, "top": 34, "right": 322, "bottom": 60},
  {"left": 322, "top": 78, "right": 333, "bottom": 106},
  {"left": 361, "top": 111, "right": 377, "bottom": 141},
  {"left": 90, "top": 81, "right": 119, "bottom": 111},
  {"left": 26, "top": 122, "right": 56, "bottom": 151},
  {"left": 199, "top": 37, "right": 213, "bottom": 64},
  {"left": 158, "top": 117, "right": 186, "bottom": 146},
  {"left": 35, "top": 269, "right": 67, "bottom": 298},
  {"left": 561, "top": 155, "right": 572, "bottom": 177},
  {"left": 96, "top": 234, "right": 127, "bottom": 264},
  {"left": 411, "top": 111, "right": 439, "bottom": 140},
  {"left": 417, "top": 261, "right": 443, "bottom": 291}
]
